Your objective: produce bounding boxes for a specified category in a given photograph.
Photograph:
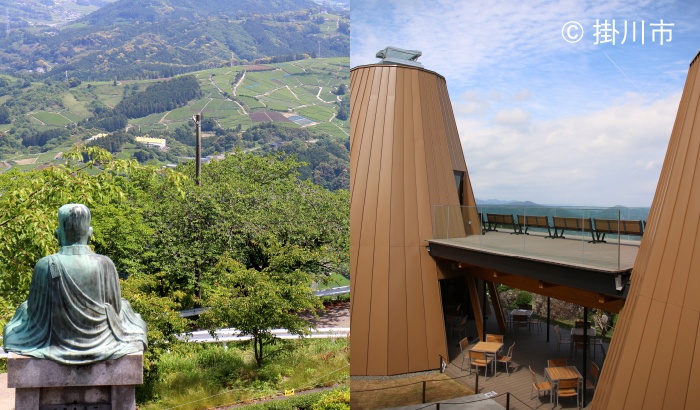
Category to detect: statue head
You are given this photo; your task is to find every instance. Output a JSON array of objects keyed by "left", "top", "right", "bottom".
[{"left": 56, "top": 204, "right": 93, "bottom": 246}]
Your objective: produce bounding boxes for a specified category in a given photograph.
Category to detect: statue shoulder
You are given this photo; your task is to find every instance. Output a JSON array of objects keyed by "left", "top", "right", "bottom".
[{"left": 34, "top": 255, "right": 54, "bottom": 272}]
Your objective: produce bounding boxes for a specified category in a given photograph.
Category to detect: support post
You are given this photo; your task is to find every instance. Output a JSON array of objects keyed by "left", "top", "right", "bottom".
[
  {"left": 583, "top": 307, "right": 588, "bottom": 406},
  {"left": 482, "top": 280, "right": 487, "bottom": 339},
  {"left": 546, "top": 297, "right": 551, "bottom": 343},
  {"left": 422, "top": 381, "right": 426, "bottom": 403},
  {"left": 487, "top": 281, "right": 506, "bottom": 334},
  {"left": 194, "top": 113, "right": 202, "bottom": 186},
  {"left": 467, "top": 276, "right": 484, "bottom": 342}
]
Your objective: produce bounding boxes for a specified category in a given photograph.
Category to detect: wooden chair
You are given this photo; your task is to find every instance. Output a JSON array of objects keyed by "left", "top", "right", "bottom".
[
  {"left": 547, "top": 358, "right": 567, "bottom": 368},
  {"left": 459, "top": 337, "right": 470, "bottom": 370},
  {"left": 529, "top": 365, "right": 552, "bottom": 402},
  {"left": 592, "top": 316, "right": 608, "bottom": 358},
  {"left": 572, "top": 333, "right": 587, "bottom": 356},
  {"left": 554, "top": 325, "right": 571, "bottom": 357},
  {"left": 486, "top": 334, "right": 503, "bottom": 343},
  {"left": 530, "top": 314, "right": 542, "bottom": 333},
  {"left": 468, "top": 350, "right": 493, "bottom": 378},
  {"left": 503, "top": 307, "right": 513, "bottom": 334},
  {"left": 556, "top": 377, "right": 580, "bottom": 408},
  {"left": 586, "top": 362, "right": 600, "bottom": 391},
  {"left": 496, "top": 342, "right": 515, "bottom": 375},
  {"left": 513, "top": 314, "right": 530, "bottom": 334},
  {"left": 451, "top": 316, "right": 467, "bottom": 341}
]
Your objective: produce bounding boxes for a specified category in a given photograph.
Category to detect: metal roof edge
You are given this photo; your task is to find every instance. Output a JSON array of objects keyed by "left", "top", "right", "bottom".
[
  {"left": 690, "top": 50, "right": 700, "bottom": 67},
  {"left": 350, "top": 63, "right": 446, "bottom": 81}
]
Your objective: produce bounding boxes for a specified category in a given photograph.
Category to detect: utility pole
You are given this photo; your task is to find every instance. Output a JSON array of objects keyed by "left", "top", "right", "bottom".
[{"left": 193, "top": 114, "right": 202, "bottom": 186}]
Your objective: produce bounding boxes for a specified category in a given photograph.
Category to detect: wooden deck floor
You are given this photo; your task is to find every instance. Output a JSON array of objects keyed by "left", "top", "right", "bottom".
[
  {"left": 444, "top": 315, "right": 606, "bottom": 409},
  {"left": 433, "top": 230, "right": 640, "bottom": 272}
]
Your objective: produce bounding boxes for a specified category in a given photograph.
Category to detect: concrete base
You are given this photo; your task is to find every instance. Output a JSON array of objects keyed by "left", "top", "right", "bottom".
[{"left": 7, "top": 352, "right": 143, "bottom": 410}]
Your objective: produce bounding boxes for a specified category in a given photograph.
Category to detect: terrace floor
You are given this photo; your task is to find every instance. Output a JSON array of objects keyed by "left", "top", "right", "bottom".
[
  {"left": 444, "top": 314, "right": 608, "bottom": 409},
  {"left": 432, "top": 230, "right": 640, "bottom": 272}
]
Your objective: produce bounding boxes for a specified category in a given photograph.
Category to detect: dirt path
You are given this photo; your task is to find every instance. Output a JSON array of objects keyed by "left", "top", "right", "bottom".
[{"left": 232, "top": 71, "right": 246, "bottom": 96}]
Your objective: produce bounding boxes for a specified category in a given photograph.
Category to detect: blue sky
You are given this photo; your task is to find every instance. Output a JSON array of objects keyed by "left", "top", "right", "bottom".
[{"left": 351, "top": 0, "right": 700, "bottom": 207}]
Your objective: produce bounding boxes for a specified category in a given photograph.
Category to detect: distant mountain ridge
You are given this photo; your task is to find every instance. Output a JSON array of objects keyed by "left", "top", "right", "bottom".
[
  {"left": 82, "top": 0, "right": 318, "bottom": 26},
  {"left": 476, "top": 198, "right": 543, "bottom": 207},
  {"left": 476, "top": 199, "right": 651, "bottom": 219},
  {"left": 0, "top": 0, "right": 348, "bottom": 81}
]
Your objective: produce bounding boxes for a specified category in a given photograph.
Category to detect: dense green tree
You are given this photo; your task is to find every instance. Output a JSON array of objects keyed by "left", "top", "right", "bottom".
[
  {"left": 0, "top": 106, "right": 10, "bottom": 124},
  {"left": 115, "top": 75, "right": 201, "bottom": 119},
  {"left": 0, "top": 146, "right": 185, "bottom": 321},
  {"left": 200, "top": 256, "right": 321, "bottom": 367},
  {"left": 146, "top": 151, "right": 349, "bottom": 305}
]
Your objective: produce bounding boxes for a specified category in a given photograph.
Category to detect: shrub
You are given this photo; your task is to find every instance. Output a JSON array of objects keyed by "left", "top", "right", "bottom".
[
  {"left": 514, "top": 291, "right": 533, "bottom": 308},
  {"left": 243, "top": 386, "right": 349, "bottom": 410},
  {"left": 312, "top": 387, "right": 350, "bottom": 410}
]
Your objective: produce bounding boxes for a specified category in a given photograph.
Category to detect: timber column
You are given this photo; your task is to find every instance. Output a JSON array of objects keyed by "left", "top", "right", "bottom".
[{"left": 350, "top": 47, "right": 479, "bottom": 376}]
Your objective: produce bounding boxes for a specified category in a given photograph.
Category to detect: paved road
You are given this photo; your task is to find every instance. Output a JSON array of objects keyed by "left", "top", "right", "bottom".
[{"left": 184, "top": 327, "right": 350, "bottom": 343}]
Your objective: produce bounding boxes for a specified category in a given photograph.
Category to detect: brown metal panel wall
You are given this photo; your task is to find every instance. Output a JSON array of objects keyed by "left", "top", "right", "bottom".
[
  {"left": 685, "top": 331, "right": 700, "bottom": 408},
  {"left": 366, "top": 66, "right": 396, "bottom": 375},
  {"left": 388, "top": 247, "right": 409, "bottom": 374},
  {"left": 665, "top": 308, "right": 699, "bottom": 408},
  {"left": 410, "top": 69, "right": 444, "bottom": 372},
  {"left": 367, "top": 247, "right": 390, "bottom": 374},
  {"left": 421, "top": 72, "right": 450, "bottom": 206},
  {"left": 436, "top": 75, "right": 464, "bottom": 174},
  {"left": 349, "top": 70, "right": 367, "bottom": 197},
  {"left": 350, "top": 246, "right": 374, "bottom": 375},
  {"left": 422, "top": 71, "right": 462, "bottom": 241},
  {"left": 387, "top": 68, "right": 409, "bottom": 375},
  {"left": 405, "top": 247, "right": 430, "bottom": 372},
  {"left": 350, "top": 64, "right": 468, "bottom": 375},
  {"left": 402, "top": 70, "right": 431, "bottom": 373},
  {"left": 349, "top": 65, "right": 382, "bottom": 376},
  {"left": 594, "top": 59, "right": 698, "bottom": 406},
  {"left": 435, "top": 74, "right": 480, "bottom": 233},
  {"left": 417, "top": 69, "right": 451, "bottom": 367},
  {"left": 593, "top": 54, "right": 700, "bottom": 409}
]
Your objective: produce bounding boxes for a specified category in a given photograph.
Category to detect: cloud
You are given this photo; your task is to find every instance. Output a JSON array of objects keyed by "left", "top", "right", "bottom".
[
  {"left": 512, "top": 89, "right": 532, "bottom": 102},
  {"left": 492, "top": 108, "right": 531, "bottom": 128},
  {"left": 458, "top": 91, "right": 680, "bottom": 206}
]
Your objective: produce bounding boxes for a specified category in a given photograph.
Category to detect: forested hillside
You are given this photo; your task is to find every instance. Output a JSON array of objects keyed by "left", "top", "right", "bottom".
[
  {"left": 0, "top": 57, "right": 350, "bottom": 190},
  {"left": 0, "top": 0, "right": 116, "bottom": 26},
  {"left": 0, "top": 0, "right": 349, "bottom": 81}
]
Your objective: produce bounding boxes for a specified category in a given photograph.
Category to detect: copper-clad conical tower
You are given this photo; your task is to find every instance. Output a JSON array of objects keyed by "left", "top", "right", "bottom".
[
  {"left": 593, "top": 51, "right": 700, "bottom": 408},
  {"left": 350, "top": 48, "right": 479, "bottom": 376}
]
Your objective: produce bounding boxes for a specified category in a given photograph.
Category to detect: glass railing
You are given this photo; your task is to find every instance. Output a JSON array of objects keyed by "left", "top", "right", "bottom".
[{"left": 433, "top": 205, "right": 649, "bottom": 270}]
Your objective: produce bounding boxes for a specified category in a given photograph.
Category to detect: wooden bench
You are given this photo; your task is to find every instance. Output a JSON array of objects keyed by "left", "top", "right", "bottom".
[
  {"left": 551, "top": 216, "right": 596, "bottom": 242},
  {"left": 515, "top": 215, "right": 555, "bottom": 237},
  {"left": 593, "top": 219, "right": 644, "bottom": 243},
  {"left": 484, "top": 213, "right": 519, "bottom": 234}
]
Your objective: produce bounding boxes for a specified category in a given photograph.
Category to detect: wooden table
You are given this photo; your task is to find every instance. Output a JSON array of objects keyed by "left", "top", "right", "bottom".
[
  {"left": 545, "top": 366, "right": 582, "bottom": 397},
  {"left": 470, "top": 341, "right": 504, "bottom": 373},
  {"left": 571, "top": 327, "right": 596, "bottom": 337},
  {"left": 510, "top": 309, "right": 533, "bottom": 317}
]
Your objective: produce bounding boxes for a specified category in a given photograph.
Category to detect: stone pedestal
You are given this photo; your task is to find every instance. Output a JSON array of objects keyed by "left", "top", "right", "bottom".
[{"left": 7, "top": 352, "right": 143, "bottom": 410}]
